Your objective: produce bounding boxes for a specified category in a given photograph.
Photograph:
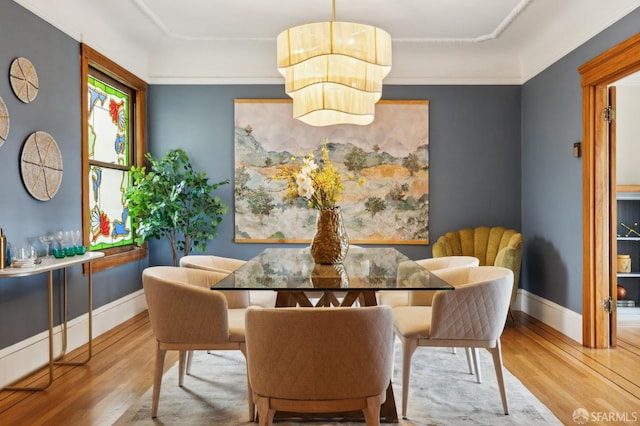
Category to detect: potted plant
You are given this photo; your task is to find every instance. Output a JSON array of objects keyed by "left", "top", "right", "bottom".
[{"left": 125, "top": 148, "right": 229, "bottom": 266}]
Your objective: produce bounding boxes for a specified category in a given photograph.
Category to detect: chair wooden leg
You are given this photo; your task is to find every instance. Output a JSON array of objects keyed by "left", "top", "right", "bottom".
[
  {"left": 471, "top": 348, "right": 481, "bottom": 383},
  {"left": 363, "top": 395, "right": 383, "bottom": 426},
  {"left": 255, "top": 396, "right": 275, "bottom": 426},
  {"left": 490, "top": 340, "right": 509, "bottom": 415},
  {"left": 390, "top": 333, "right": 396, "bottom": 382},
  {"left": 151, "top": 346, "right": 166, "bottom": 418},
  {"left": 186, "top": 350, "right": 194, "bottom": 375},
  {"left": 239, "top": 346, "right": 255, "bottom": 422},
  {"left": 247, "top": 375, "right": 255, "bottom": 421},
  {"left": 400, "top": 337, "right": 418, "bottom": 419},
  {"left": 464, "top": 347, "right": 473, "bottom": 374},
  {"left": 178, "top": 350, "right": 187, "bottom": 387}
]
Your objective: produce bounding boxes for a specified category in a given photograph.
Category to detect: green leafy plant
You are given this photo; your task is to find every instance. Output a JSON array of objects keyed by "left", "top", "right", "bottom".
[{"left": 125, "top": 149, "right": 229, "bottom": 266}]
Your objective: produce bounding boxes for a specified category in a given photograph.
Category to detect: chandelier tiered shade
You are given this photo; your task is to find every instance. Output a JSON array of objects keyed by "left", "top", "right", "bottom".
[{"left": 277, "top": 20, "right": 392, "bottom": 126}]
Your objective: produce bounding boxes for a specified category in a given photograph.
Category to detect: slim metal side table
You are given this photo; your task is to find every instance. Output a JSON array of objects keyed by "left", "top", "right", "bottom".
[{"left": 0, "top": 251, "right": 104, "bottom": 391}]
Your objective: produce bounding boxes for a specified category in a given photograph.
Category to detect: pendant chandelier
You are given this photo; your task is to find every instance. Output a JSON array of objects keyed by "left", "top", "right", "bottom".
[{"left": 276, "top": 0, "right": 392, "bottom": 126}]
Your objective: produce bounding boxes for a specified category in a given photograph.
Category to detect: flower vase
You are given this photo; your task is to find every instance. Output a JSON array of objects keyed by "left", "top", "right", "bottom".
[
  {"left": 310, "top": 207, "right": 349, "bottom": 264},
  {"left": 311, "top": 263, "right": 349, "bottom": 288}
]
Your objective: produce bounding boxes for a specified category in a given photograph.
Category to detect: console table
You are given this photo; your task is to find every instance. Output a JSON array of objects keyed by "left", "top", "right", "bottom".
[{"left": 0, "top": 251, "right": 104, "bottom": 391}]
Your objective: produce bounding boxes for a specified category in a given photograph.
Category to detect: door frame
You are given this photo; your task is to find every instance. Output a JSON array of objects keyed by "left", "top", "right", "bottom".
[{"left": 579, "top": 33, "right": 640, "bottom": 348}]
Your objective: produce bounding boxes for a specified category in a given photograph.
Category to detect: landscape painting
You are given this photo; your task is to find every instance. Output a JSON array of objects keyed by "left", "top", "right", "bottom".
[{"left": 233, "top": 99, "right": 429, "bottom": 244}]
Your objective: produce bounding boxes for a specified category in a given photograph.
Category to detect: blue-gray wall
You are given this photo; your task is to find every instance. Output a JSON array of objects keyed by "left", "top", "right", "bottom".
[
  {"left": 0, "top": 0, "right": 147, "bottom": 348},
  {"left": 147, "top": 85, "right": 521, "bottom": 266},
  {"left": 1, "top": 0, "right": 639, "bottom": 349},
  {"left": 521, "top": 10, "right": 640, "bottom": 313}
]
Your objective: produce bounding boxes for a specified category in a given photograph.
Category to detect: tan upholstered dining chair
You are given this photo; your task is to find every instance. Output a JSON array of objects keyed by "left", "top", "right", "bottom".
[
  {"left": 142, "top": 266, "right": 254, "bottom": 420},
  {"left": 179, "top": 254, "right": 246, "bottom": 273},
  {"left": 180, "top": 254, "right": 276, "bottom": 308},
  {"left": 245, "top": 306, "right": 394, "bottom": 426},
  {"left": 179, "top": 255, "right": 253, "bottom": 374},
  {"left": 379, "top": 255, "right": 481, "bottom": 381},
  {"left": 379, "top": 255, "right": 480, "bottom": 308},
  {"left": 392, "top": 266, "right": 513, "bottom": 419}
]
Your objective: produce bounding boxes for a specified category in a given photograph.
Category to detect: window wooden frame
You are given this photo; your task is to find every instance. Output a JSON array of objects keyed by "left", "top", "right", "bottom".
[{"left": 81, "top": 44, "right": 147, "bottom": 272}]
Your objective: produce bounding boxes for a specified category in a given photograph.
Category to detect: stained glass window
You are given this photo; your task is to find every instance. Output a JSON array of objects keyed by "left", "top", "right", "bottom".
[
  {"left": 81, "top": 44, "right": 147, "bottom": 270},
  {"left": 87, "top": 73, "right": 133, "bottom": 250},
  {"left": 88, "top": 76, "right": 130, "bottom": 166}
]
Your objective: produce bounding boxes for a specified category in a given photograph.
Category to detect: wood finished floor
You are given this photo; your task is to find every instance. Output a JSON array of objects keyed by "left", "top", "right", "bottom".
[{"left": 0, "top": 311, "right": 639, "bottom": 425}]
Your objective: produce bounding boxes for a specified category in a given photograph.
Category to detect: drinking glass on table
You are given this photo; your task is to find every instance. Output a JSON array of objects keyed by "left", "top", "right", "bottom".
[
  {"left": 39, "top": 233, "right": 54, "bottom": 257},
  {"left": 55, "top": 230, "right": 66, "bottom": 246},
  {"left": 71, "top": 229, "right": 81, "bottom": 246},
  {"left": 72, "top": 230, "right": 87, "bottom": 255},
  {"left": 52, "top": 231, "right": 68, "bottom": 258}
]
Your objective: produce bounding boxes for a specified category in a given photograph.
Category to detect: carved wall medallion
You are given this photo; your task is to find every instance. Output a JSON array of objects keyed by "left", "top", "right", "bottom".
[
  {"left": 20, "top": 131, "right": 63, "bottom": 201},
  {"left": 0, "top": 96, "right": 8, "bottom": 148},
  {"left": 10, "top": 57, "right": 39, "bottom": 103}
]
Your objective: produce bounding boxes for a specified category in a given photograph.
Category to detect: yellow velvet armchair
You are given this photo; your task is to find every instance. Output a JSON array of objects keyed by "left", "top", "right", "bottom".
[{"left": 431, "top": 226, "right": 522, "bottom": 310}]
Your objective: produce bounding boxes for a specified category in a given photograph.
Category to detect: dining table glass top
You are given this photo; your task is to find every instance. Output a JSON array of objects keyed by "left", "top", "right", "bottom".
[{"left": 212, "top": 246, "right": 454, "bottom": 291}]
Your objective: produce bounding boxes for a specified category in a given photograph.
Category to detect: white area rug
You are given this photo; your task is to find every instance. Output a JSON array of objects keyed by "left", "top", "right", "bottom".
[{"left": 115, "top": 341, "right": 560, "bottom": 425}]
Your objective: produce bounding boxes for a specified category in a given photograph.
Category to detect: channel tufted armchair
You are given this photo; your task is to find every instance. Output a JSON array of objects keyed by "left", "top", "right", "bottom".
[{"left": 431, "top": 226, "right": 522, "bottom": 314}]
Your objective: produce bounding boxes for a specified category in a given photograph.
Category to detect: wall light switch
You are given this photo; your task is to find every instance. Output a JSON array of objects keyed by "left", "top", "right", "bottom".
[{"left": 573, "top": 142, "right": 581, "bottom": 158}]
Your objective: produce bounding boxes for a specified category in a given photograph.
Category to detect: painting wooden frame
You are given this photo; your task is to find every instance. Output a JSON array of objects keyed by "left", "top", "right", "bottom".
[{"left": 234, "top": 99, "right": 429, "bottom": 245}]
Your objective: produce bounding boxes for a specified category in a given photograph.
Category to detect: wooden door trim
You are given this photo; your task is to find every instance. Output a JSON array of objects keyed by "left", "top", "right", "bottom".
[
  {"left": 579, "top": 33, "right": 640, "bottom": 348},
  {"left": 609, "top": 86, "right": 617, "bottom": 345}
]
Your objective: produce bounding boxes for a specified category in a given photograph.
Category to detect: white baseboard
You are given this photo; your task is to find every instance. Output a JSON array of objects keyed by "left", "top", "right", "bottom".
[
  {"left": 0, "top": 287, "right": 585, "bottom": 388},
  {"left": 515, "top": 289, "right": 582, "bottom": 344},
  {"left": 0, "top": 290, "right": 147, "bottom": 389}
]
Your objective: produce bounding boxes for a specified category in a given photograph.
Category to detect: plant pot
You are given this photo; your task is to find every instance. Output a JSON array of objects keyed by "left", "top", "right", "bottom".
[{"left": 310, "top": 207, "right": 349, "bottom": 264}]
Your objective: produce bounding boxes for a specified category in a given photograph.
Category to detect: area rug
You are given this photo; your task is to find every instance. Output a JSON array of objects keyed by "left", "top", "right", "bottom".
[{"left": 115, "top": 342, "right": 560, "bottom": 425}]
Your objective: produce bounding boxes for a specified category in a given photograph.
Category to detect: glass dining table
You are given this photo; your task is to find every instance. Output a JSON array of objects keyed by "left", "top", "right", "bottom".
[
  {"left": 212, "top": 246, "right": 454, "bottom": 423},
  {"left": 213, "top": 246, "right": 454, "bottom": 308}
]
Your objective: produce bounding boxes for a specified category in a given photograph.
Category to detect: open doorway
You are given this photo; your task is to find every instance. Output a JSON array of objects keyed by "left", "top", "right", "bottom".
[
  {"left": 580, "top": 33, "right": 640, "bottom": 348},
  {"left": 613, "top": 72, "right": 640, "bottom": 346}
]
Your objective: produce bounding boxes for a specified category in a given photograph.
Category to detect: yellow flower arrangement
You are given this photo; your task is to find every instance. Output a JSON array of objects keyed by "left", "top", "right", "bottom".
[{"left": 271, "top": 143, "right": 345, "bottom": 210}]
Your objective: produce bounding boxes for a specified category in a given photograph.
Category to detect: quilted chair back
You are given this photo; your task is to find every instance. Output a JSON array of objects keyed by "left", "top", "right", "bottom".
[
  {"left": 428, "top": 266, "right": 513, "bottom": 341},
  {"left": 432, "top": 226, "right": 522, "bottom": 305},
  {"left": 246, "top": 306, "right": 393, "bottom": 401},
  {"left": 415, "top": 255, "right": 479, "bottom": 271},
  {"left": 142, "top": 266, "right": 232, "bottom": 345},
  {"left": 406, "top": 256, "right": 480, "bottom": 306},
  {"left": 179, "top": 255, "right": 250, "bottom": 308},
  {"left": 180, "top": 254, "right": 246, "bottom": 273}
]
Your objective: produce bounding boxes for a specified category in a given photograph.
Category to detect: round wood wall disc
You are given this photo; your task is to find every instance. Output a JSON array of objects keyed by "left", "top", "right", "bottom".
[
  {"left": 0, "top": 96, "right": 8, "bottom": 148},
  {"left": 20, "top": 131, "right": 63, "bottom": 201},
  {"left": 10, "top": 57, "right": 39, "bottom": 103}
]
